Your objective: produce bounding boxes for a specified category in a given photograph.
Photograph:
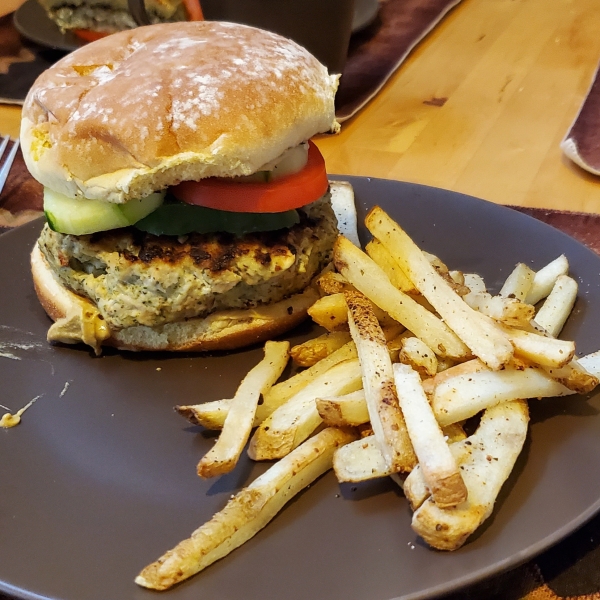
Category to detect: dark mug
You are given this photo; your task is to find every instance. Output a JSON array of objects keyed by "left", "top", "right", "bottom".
[{"left": 127, "top": 0, "right": 355, "bottom": 74}]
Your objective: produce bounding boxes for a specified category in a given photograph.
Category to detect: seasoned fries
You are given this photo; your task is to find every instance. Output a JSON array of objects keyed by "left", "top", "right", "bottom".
[
  {"left": 503, "top": 326, "right": 575, "bottom": 368},
  {"left": 534, "top": 275, "right": 578, "bottom": 337},
  {"left": 136, "top": 427, "right": 357, "bottom": 590},
  {"left": 307, "top": 293, "right": 350, "bottom": 331},
  {"left": 345, "top": 289, "right": 416, "bottom": 473},
  {"left": 334, "top": 236, "right": 470, "bottom": 360},
  {"left": 409, "top": 400, "right": 529, "bottom": 550},
  {"left": 365, "top": 207, "right": 513, "bottom": 370},
  {"left": 525, "top": 254, "right": 569, "bottom": 305},
  {"left": 398, "top": 336, "right": 438, "bottom": 377},
  {"left": 139, "top": 202, "right": 600, "bottom": 591},
  {"left": 333, "top": 435, "right": 389, "bottom": 482},
  {"left": 316, "top": 389, "right": 369, "bottom": 427},
  {"left": 197, "top": 341, "right": 290, "bottom": 478},
  {"left": 290, "top": 330, "right": 352, "bottom": 367},
  {"left": 393, "top": 363, "right": 467, "bottom": 508},
  {"left": 262, "top": 341, "right": 358, "bottom": 411},
  {"left": 431, "top": 356, "right": 600, "bottom": 426},
  {"left": 248, "top": 358, "right": 362, "bottom": 460},
  {"left": 462, "top": 274, "right": 535, "bottom": 327},
  {"left": 499, "top": 263, "right": 535, "bottom": 301},
  {"left": 365, "top": 238, "right": 416, "bottom": 293}
]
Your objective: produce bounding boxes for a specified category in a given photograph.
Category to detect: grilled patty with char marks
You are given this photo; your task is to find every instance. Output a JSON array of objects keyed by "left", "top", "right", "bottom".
[{"left": 38, "top": 196, "right": 338, "bottom": 330}]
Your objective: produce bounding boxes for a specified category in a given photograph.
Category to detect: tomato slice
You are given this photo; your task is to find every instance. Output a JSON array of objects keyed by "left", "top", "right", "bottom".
[
  {"left": 73, "top": 29, "right": 110, "bottom": 42},
  {"left": 171, "top": 141, "right": 328, "bottom": 213},
  {"left": 183, "top": 0, "right": 204, "bottom": 20}
]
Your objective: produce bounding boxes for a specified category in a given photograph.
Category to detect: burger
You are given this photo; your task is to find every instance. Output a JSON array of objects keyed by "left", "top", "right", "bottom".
[{"left": 21, "top": 21, "right": 349, "bottom": 354}]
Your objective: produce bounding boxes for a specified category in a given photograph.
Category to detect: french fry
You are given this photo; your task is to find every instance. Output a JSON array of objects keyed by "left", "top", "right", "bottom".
[
  {"left": 579, "top": 350, "right": 600, "bottom": 375},
  {"left": 534, "top": 275, "right": 578, "bottom": 338},
  {"left": 334, "top": 236, "right": 470, "bottom": 360},
  {"left": 544, "top": 358, "right": 599, "bottom": 394},
  {"left": 499, "top": 263, "right": 535, "bottom": 301},
  {"left": 197, "top": 341, "right": 290, "bottom": 478},
  {"left": 381, "top": 321, "right": 406, "bottom": 343},
  {"left": 525, "top": 255, "right": 569, "bottom": 305},
  {"left": 316, "top": 389, "right": 368, "bottom": 427},
  {"left": 443, "top": 423, "right": 467, "bottom": 443},
  {"left": 393, "top": 364, "right": 467, "bottom": 508},
  {"left": 179, "top": 342, "right": 359, "bottom": 430},
  {"left": 436, "top": 356, "right": 457, "bottom": 372},
  {"left": 262, "top": 341, "right": 358, "bottom": 411},
  {"left": 432, "top": 349, "right": 600, "bottom": 426},
  {"left": 248, "top": 358, "right": 362, "bottom": 460},
  {"left": 334, "top": 421, "right": 468, "bottom": 484},
  {"left": 462, "top": 280, "right": 535, "bottom": 328},
  {"left": 386, "top": 332, "right": 408, "bottom": 363},
  {"left": 176, "top": 400, "right": 232, "bottom": 430},
  {"left": 330, "top": 180, "right": 361, "bottom": 247},
  {"left": 449, "top": 270, "right": 466, "bottom": 286},
  {"left": 398, "top": 337, "right": 438, "bottom": 378},
  {"left": 410, "top": 400, "right": 529, "bottom": 550},
  {"left": 502, "top": 326, "right": 575, "bottom": 368},
  {"left": 290, "top": 331, "right": 352, "bottom": 367},
  {"left": 345, "top": 289, "right": 416, "bottom": 473},
  {"left": 365, "top": 207, "right": 513, "bottom": 370},
  {"left": 463, "top": 272, "right": 487, "bottom": 294},
  {"left": 432, "top": 364, "right": 569, "bottom": 426},
  {"left": 136, "top": 427, "right": 358, "bottom": 590},
  {"left": 365, "top": 238, "right": 416, "bottom": 293},
  {"left": 333, "top": 435, "right": 389, "bottom": 482},
  {"left": 424, "top": 252, "right": 470, "bottom": 296},
  {"left": 402, "top": 425, "right": 470, "bottom": 511},
  {"left": 421, "top": 358, "right": 487, "bottom": 396},
  {"left": 308, "top": 293, "right": 349, "bottom": 331},
  {"left": 316, "top": 271, "right": 354, "bottom": 295},
  {"left": 307, "top": 291, "right": 398, "bottom": 332}
]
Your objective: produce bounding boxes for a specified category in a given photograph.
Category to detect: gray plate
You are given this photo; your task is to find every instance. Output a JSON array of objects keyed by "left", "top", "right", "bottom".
[
  {"left": 13, "top": 0, "right": 83, "bottom": 53},
  {"left": 1, "top": 177, "right": 600, "bottom": 600}
]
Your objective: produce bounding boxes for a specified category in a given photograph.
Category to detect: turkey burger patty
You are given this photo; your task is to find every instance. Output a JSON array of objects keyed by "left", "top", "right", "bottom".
[{"left": 37, "top": 196, "right": 337, "bottom": 330}]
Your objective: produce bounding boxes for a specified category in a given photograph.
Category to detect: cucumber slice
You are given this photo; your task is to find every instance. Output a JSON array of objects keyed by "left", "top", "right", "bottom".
[
  {"left": 44, "top": 188, "right": 165, "bottom": 235},
  {"left": 135, "top": 201, "right": 300, "bottom": 236},
  {"left": 119, "top": 193, "right": 165, "bottom": 222}
]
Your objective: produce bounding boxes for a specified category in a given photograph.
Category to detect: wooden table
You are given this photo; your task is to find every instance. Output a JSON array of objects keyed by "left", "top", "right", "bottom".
[
  {"left": 316, "top": 0, "right": 600, "bottom": 213},
  {"left": 3, "top": 0, "right": 600, "bottom": 214}
]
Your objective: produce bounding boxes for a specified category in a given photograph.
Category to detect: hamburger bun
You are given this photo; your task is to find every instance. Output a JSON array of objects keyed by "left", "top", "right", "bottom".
[{"left": 20, "top": 21, "right": 340, "bottom": 204}]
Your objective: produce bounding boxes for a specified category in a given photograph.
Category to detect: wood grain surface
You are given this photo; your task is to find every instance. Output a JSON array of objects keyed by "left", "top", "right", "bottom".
[{"left": 314, "top": 0, "right": 600, "bottom": 213}]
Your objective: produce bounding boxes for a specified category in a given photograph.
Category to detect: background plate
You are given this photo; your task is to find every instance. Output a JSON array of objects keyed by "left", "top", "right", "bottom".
[
  {"left": 1, "top": 177, "right": 600, "bottom": 600},
  {"left": 13, "top": 0, "right": 83, "bottom": 52}
]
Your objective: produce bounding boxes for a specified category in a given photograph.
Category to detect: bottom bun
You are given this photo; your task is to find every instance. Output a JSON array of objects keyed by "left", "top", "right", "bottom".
[{"left": 31, "top": 243, "right": 319, "bottom": 353}]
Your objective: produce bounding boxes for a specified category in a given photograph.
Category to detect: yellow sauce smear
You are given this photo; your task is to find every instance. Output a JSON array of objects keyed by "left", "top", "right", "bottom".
[{"left": 0, "top": 396, "right": 40, "bottom": 429}]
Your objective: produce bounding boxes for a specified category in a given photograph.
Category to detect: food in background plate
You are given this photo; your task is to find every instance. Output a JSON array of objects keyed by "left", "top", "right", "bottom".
[
  {"left": 20, "top": 21, "right": 355, "bottom": 354},
  {"left": 36, "top": 0, "right": 203, "bottom": 39}
]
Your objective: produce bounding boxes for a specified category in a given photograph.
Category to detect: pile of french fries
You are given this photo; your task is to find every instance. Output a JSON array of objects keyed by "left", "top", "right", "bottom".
[{"left": 136, "top": 204, "right": 600, "bottom": 591}]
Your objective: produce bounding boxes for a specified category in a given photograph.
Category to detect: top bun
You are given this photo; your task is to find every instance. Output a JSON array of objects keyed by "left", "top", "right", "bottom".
[{"left": 21, "top": 22, "right": 339, "bottom": 204}]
